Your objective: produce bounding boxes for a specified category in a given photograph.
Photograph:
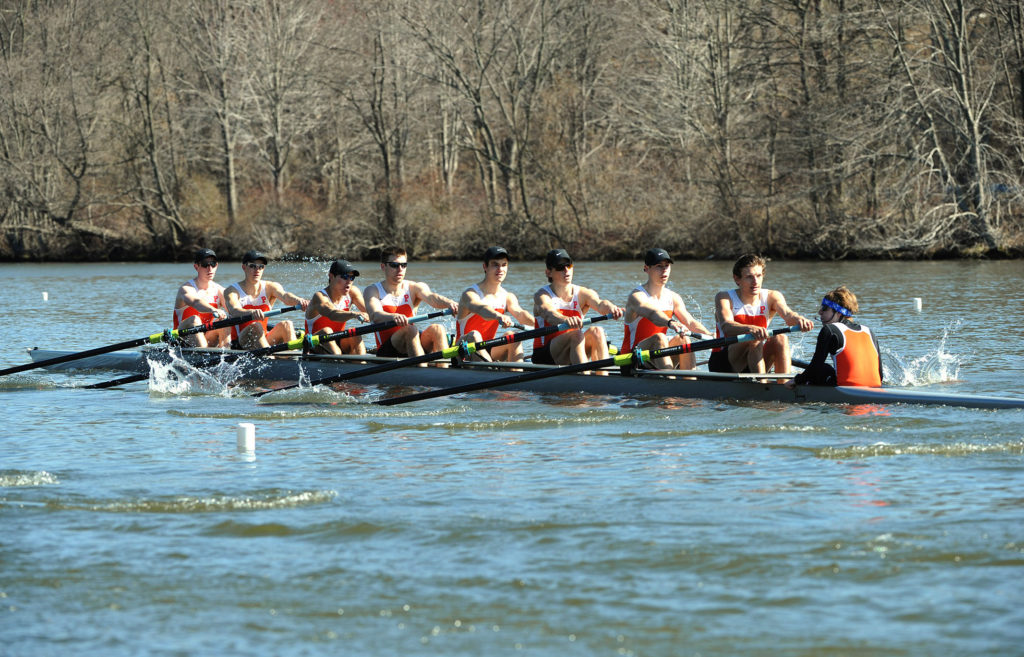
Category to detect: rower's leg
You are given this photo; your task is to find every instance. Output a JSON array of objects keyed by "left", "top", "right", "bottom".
[
  {"left": 179, "top": 315, "right": 208, "bottom": 348},
  {"left": 315, "top": 330, "right": 342, "bottom": 354},
  {"left": 239, "top": 323, "right": 270, "bottom": 349},
  {"left": 420, "top": 323, "right": 449, "bottom": 353},
  {"left": 763, "top": 333, "right": 791, "bottom": 373},
  {"left": 337, "top": 336, "right": 366, "bottom": 355},
  {"left": 548, "top": 331, "right": 585, "bottom": 366},
  {"left": 668, "top": 334, "right": 694, "bottom": 370},
  {"left": 266, "top": 321, "right": 295, "bottom": 347},
  {"left": 392, "top": 325, "right": 424, "bottom": 357}
]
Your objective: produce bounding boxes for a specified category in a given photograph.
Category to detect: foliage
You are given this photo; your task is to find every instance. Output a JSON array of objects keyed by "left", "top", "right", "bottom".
[{"left": 0, "top": 0, "right": 1022, "bottom": 261}]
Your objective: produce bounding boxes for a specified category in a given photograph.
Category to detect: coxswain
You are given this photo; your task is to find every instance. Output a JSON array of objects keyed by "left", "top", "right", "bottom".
[
  {"left": 172, "top": 248, "right": 230, "bottom": 348},
  {"left": 223, "top": 250, "right": 309, "bottom": 349},
  {"left": 364, "top": 247, "right": 459, "bottom": 357},
  {"left": 455, "top": 246, "right": 535, "bottom": 362},
  {"left": 532, "top": 248, "right": 624, "bottom": 368},
  {"left": 304, "top": 259, "right": 369, "bottom": 354},
  {"left": 621, "top": 248, "right": 712, "bottom": 370},
  {"left": 709, "top": 254, "right": 813, "bottom": 374},
  {"left": 791, "top": 286, "right": 882, "bottom": 387}
]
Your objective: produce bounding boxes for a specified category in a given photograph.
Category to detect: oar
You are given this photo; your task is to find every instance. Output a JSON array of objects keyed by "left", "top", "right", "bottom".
[
  {"left": 253, "top": 312, "right": 616, "bottom": 398},
  {"left": 2, "top": 305, "right": 302, "bottom": 377},
  {"left": 86, "top": 309, "right": 454, "bottom": 390},
  {"left": 377, "top": 325, "right": 804, "bottom": 406}
]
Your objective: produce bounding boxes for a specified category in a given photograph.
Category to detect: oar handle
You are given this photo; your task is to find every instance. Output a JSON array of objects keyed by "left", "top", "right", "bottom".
[
  {"left": 252, "top": 309, "right": 454, "bottom": 397},
  {"left": 315, "top": 309, "right": 452, "bottom": 346},
  {"left": 457, "top": 312, "right": 614, "bottom": 358},
  {"left": 622, "top": 325, "right": 801, "bottom": 367},
  {"left": 173, "top": 304, "right": 302, "bottom": 338},
  {"left": 376, "top": 325, "right": 805, "bottom": 406}
]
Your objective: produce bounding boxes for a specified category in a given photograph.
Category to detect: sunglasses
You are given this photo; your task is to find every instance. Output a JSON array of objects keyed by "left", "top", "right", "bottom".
[
  {"left": 246, "top": 263, "right": 266, "bottom": 270},
  {"left": 338, "top": 273, "right": 358, "bottom": 281},
  {"left": 552, "top": 263, "right": 573, "bottom": 272},
  {"left": 198, "top": 260, "right": 218, "bottom": 268},
  {"left": 385, "top": 261, "right": 408, "bottom": 270}
]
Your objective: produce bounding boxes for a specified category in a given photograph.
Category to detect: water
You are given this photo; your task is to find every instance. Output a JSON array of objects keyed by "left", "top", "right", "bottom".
[{"left": 2, "top": 260, "right": 1023, "bottom": 656}]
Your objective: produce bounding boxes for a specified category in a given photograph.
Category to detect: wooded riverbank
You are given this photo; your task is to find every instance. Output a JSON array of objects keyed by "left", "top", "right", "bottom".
[{"left": 2, "top": 1, "right": 1023, "bottom": 262}]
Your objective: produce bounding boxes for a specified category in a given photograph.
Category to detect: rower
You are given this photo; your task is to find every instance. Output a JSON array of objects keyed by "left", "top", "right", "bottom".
[
  {"left": 455, "top": 246, "right": 535, "bottom": 362},
  {"left": 532, "top": 248, "right": 624, "bottom": 368},
  {"left": 709, "top": 254, "right": 813, "bottom": 375},
  {"left": 621, "top": 248, "right": 711, "bottom": 370},
  {"left": 172, "top": 247, "right": 230, "bottom": 348},
  {"left": 223, "top": 250, "right": 309, "bottom": 349},
  {"left": 364, "top": 246, "right": 459, "bottom": 358},
  {"left": 790, "top": 286, "right": 882, "bottom": 387},
  {"left": 304, "top": 259, "right": 370, "bottom": 354}
]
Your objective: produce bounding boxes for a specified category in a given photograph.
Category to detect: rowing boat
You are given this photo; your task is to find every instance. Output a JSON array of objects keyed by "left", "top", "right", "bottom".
[{"left": 22, "top": 346, "right": 1024, "bottom": 410}]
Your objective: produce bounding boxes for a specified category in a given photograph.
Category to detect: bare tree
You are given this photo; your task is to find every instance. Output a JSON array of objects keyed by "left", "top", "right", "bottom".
[
  {"left": 878, "top": 0, "right": 1017, "bottom": 251},
  {"left": 173, "top": 0, "right": 251, "bottom": 229},
  {"left": 239, "top": 0, "right": 325, "bottom": 204}
]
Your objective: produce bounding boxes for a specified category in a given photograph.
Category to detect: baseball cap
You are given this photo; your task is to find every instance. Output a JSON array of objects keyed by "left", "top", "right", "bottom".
[
  {"left": 483, "top": 246, "right": 509, "bottom": 262},
  {"left": 193, "top": 248, "right": 217, "bottom": 263},
  {"left": 329, "top": 259, "right": 360, "bottom": 277},
  {"left": 644, "top": 248, "right": 673, "bottom": 266},
  {"left": 545, "top": 248, "right": 572, "bottom": 268},
  {"left": 241, "top": 250, "right": 269, "bottom": 265}
]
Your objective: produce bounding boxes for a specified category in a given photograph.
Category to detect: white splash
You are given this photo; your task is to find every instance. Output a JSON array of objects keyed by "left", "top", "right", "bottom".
[{"left": 881, "top": 321, "right": 964, "bottom": 387}]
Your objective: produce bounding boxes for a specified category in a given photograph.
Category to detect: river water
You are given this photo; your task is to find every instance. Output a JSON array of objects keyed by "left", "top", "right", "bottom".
[{"left": 2, "top": 259, "right": 1023, "bottom": 656}]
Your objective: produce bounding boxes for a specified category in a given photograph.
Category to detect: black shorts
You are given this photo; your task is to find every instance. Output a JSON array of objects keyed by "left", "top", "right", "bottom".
[
  {"left": 531, "top": 343, "right": 556, "bottom": 365},
  {"left": 375, "top": 337, "right": 407, "bottom": 358},
  {"left": 708, "top": 348, "right": 750, "bottom": 374}
]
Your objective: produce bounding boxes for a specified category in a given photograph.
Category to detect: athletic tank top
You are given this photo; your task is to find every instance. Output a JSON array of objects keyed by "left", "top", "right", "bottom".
[
  {"left": 714, "top": 289, "right": 769, "bottom": 351},
  {"left": 621, "top": 285, "right": 673, "bottom": 352},
  {"left": 172, "top": 279, "right": 223, "bottom": 328},
  {"left": 229, "top": 282, "right": 271, "bottom": 340},
  {"left": 534, "top": 285, "right": 582, "bottom": 349},
  {"left": 372, "top": 281, "right": 414, "bottom": 348},
  {"left": 305, "top": 288, "right": 353, "bottom": 335},
  {"left": 833, "top": 322, "right": 882, "bottom": 387},
  {"left": 456, "top": 284, "right": 508, "bottom": 341}
]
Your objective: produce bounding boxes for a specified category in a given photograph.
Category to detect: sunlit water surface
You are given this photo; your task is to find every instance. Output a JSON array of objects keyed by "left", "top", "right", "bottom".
[{"left": 2, "top": 260, "right": 1023, "bottom": 656}]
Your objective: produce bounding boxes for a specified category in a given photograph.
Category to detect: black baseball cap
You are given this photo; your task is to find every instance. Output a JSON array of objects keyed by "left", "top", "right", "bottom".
[
  {"left": 483, "top": 246, "right": 509, "bottom": 262},
  {"left": 644, "top": 248, "right": 673, "bottom": 266},
  {"left": 329, "top": 259, "right": 360, "bottom": 277},
  {"left": 545, "top": 248, "right": 572, "bottom": 268},
  {"left": 242, "top": 250, "right": 269, "bottom": 265},
  {"left": 193, "top": 248, "right": 217, "bottom": 263}
]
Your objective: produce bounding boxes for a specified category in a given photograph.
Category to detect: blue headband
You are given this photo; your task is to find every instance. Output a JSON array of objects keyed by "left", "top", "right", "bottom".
[{"left": 821, "top": 298, "right": 852, "bottom": 317}]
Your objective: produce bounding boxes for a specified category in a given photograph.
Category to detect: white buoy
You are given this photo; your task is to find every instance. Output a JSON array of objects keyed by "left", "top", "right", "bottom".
[
  {"left": 236, "top": 423, "right": 255, "bottom": 453},
  {"left": 42, "top": 291, "right": 48, "bottom": 301},
  {"left": 913, "top": 297, "right": 922, "bottom": 312}
]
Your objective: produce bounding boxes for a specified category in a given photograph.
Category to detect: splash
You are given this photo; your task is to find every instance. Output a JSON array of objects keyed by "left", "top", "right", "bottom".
[
  {"left": 882, "top": 320, "right": 965, "bottom": 387},
  {"left": 145, "top": 350, "right": 248, "bottom": 397},
  {"left": 0, "top": 470, "right": 59, "bottom": 487}
]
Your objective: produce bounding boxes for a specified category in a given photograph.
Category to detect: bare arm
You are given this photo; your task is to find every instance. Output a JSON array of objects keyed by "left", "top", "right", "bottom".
[
  {"left": 459, "top": 287, "right": 512, "bottom": 326},
  {"left": 266, "top": 281, "right": 309, "bottom": 311},
  {"left": 768, "top": 290, "right": 814, "bottom": 332},
  {"left": 714, "top": 291, "right": 767, "bottom": 339},
  {"left": 672, "top": 294, "right": 710, "bottom": 336},
  {"left": 504, "top": 292, "right": 535, "bottom": 328},
  {"left": 364, "top": 283, "right": 408, "bottom": 326},
  {"left": 411, "top": 281, "right": 459, "bottom": 313},
  {"left": 534, "top": 287, "right": 583, "bottom": 329},
  {"left": 177, "top": 284, "right": 226, "bottom": 318},
  {"left": 307, "top": 290, "right": 367, "bottom": 325},
  {"left": 577, "top": 286, "right": 624, "bottom": 320}
]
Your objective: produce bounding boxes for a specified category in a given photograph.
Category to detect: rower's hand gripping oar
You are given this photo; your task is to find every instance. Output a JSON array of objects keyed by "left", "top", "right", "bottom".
[
  {"left": 3, "top": 305, "right": 302, "bottom": 377},
  {"left": 86, "top": 309, "right": 454, "bottom": 390},
  {"left": 254, "top": 313, "right": 616, "bottom": 398},
  {"left": 377, "top": 325, "right": 804, "bottom": 406}
]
